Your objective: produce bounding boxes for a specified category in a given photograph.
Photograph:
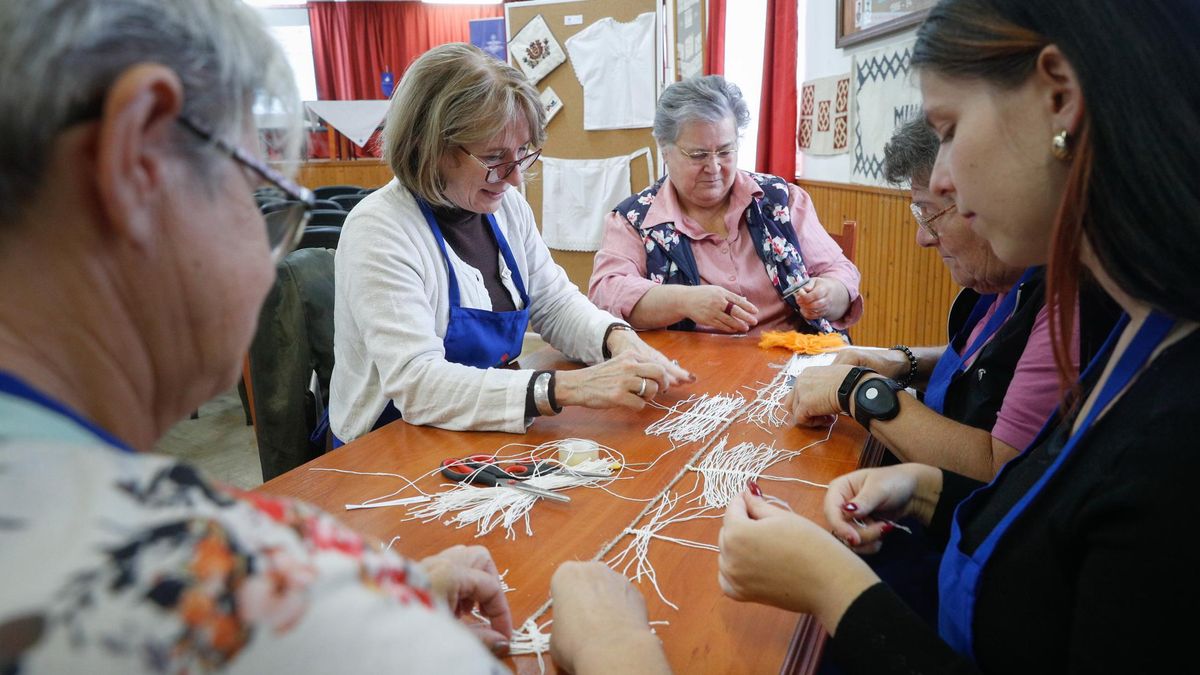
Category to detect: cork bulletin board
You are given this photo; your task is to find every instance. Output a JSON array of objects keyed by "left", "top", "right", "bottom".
[{"left": 505, "top": 0, "right": 662, "bottom": 291}]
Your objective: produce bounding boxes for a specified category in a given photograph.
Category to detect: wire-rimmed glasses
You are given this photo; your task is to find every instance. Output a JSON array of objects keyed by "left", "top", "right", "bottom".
[
  {"left": 177, "top": 115, "right": 314, "bottom": 262},
  {"left": 460, "top": 146, "right": 543, "bottom": 184},
  {"left": 676, "top": 144, "right": 738, "bottom": 165},
  {"left": 909, "top": 201, "right": 956, "bottom": 239}
]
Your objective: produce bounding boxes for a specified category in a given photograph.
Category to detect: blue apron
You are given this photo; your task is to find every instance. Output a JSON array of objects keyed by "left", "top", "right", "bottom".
[
  {"left": 924, "top": 267, "right": 1039, "bottom": 414},
  {"left": 0, "top": 370, "right": 136, "bottom": 453},
  {"left": 328, "top": 201, "right": 530, "bottom": 447},
  {"left": 936, "top": 311, "right": 1173, "bottom": 660}
]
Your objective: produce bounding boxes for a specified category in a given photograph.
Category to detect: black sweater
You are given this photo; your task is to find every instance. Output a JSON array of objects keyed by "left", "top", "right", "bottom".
[{"left": 833, "top": 328, "right": 1200, "bottom": 674}]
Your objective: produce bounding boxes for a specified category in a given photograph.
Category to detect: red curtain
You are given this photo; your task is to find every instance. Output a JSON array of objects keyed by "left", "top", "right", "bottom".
[
  {"left": 755, "top": 0, "right": 798, "bottom": 180},
  {"left": 705, "top": 0, "right": 726, "bottom": 75},
  {"left": 309, "top": 1, "right": 503, "bottom": 101}
]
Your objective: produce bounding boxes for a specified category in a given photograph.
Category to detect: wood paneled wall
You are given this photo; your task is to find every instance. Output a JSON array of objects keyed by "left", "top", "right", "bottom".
[
  {"left": 291, "top": 159, "right": 393, "bottom": 190},
  {"left": 798, "top": 179, "right": 960, "bottom": 348}
]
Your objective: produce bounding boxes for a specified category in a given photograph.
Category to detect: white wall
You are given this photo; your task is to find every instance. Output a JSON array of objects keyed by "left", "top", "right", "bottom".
[{"left": 798, "top": 1, "right": 915, "bottom": 183}]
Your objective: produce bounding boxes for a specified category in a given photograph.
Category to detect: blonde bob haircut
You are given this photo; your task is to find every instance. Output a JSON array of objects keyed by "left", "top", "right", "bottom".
[{"left": 383, "top": 43, "right": 547, "bottom": 208}]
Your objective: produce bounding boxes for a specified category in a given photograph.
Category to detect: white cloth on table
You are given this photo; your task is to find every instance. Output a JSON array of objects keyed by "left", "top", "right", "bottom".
[
  {"left": 565, "top": 12, "right": 657, "bottom": 130},
  {"left": 539, "top": 147, "right": 653, "bottom": 252},
  {"left": 330, "top": 179, "right": 618, "bottom": 439}
]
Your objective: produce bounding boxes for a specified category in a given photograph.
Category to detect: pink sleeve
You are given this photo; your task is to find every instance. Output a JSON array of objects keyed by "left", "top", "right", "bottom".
[
  {"left": 587, "top": 210, "right": 659, "bottom": 319},
  {"left": 788, "top": 185, "right": 864, "bottom": 329},
  {"left": 990, "top": 304, "right": 1074, "bottom": 451}
]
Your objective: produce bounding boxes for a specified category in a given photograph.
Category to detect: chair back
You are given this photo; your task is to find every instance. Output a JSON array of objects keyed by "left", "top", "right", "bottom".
[
  {"left": 830, "top": 220, "right": 858, "bottom": 264},
  {"left": 262, "top": 199, "right": 300, "bottom": 215},
  {"left": 308, "top": 209, "right": 348, "bottom": 228},
  {"left": 313, "top": 198, "right": 343, "bottom": 211},
  {"left": 330, "top": 193, "right": 365, "bottom": 211},
  {"left": 313, "top": 184, "right": 364, "bottom": 200},
  {"left": 297, "top": 225, "right": 342, "bottom": 251}
]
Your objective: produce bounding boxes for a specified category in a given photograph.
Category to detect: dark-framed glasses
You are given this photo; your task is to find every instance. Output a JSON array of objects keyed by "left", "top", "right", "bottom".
[
  {"left": 177, "top": 115, "right": 314, "bottom": 262},
  {"left": 460, "top": 146, "right": 542, "bottom": 183},
  {"left": 909, "top": 201, "right": 956, "bottom": 239},
  {"left": 677, "top": 144, "right": 738, "bottom": 165}
]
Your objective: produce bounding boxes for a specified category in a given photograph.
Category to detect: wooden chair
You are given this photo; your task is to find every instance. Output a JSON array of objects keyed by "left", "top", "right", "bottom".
[{"left": 829, "top": 219, "right": 858, "bottom": 263}]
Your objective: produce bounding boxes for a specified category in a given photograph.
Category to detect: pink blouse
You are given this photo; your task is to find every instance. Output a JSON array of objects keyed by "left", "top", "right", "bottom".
[{"left": 588, "top": 171, "right": 862, "bottom": 334}]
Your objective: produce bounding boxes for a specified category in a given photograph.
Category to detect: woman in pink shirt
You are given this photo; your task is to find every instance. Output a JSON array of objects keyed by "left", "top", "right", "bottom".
[{"left": 588, "top": 75, "right": 862, "bottom": 335}]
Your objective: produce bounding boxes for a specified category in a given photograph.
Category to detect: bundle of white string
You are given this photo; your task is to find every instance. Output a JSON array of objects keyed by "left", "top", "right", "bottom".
[
  {"left": 406, "top": 457, "right": 617, "bottom": 539},
  {"left": 687, "top": 437, "right": 787, "bottom": 508},
  {"left": 644, "top": 393, "right": 747, "bottom": 445}
]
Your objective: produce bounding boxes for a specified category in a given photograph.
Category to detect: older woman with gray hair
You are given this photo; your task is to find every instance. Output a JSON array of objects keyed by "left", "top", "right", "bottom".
[
  {"left": 330, "top": 43, "right": 691, "bottom": 441},
  {"left": 589, "top": 75, "right": 862, "bottom": 335},
  {"left": 0, "top": 3, "right": 666, "bottom": 672}
]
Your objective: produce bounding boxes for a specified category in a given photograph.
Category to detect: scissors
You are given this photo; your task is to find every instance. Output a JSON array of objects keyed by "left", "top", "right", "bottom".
[{"left": 440, "top": 455, "right": 571, "bottom": 503}]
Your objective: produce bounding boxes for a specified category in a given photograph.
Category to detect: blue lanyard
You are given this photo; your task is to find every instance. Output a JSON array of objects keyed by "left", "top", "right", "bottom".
[{"left": 0, "top": 369, "right": 136, "bottom": 453}]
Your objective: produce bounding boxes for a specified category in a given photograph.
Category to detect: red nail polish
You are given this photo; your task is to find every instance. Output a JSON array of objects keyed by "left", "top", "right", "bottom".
[
  {"left": 843, "top": 502, "right": 858, "bottom": 512},
  {"left": 880, "top": 522, "right": 895, "bottom": 534},
  {"left": 747, "top": 480, "right": 763, "bottom": 497}
]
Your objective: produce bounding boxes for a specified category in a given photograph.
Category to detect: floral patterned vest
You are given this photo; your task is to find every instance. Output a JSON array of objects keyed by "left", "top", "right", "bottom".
[{"left": 613, "top": 173, "right": 834, "bottom": 334}]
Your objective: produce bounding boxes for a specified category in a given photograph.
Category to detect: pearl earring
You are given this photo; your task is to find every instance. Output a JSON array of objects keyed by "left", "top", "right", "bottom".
[{"left": 1051, "top": 129, "right": 1071, "bottom": 161}]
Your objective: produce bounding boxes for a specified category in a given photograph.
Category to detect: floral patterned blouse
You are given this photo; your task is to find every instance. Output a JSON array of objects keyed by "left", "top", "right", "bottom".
[{"left": 0, "top": 390, "right": 503, "bottom": 674}]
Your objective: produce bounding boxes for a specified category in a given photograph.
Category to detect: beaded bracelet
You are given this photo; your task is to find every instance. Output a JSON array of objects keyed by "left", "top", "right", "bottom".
[{"left": 891, "top": 344, "right": 919, "bottom": 389}]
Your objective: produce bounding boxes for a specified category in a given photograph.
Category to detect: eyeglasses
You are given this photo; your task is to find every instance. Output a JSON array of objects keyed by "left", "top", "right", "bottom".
[
  {"left": 460, "top": 146, "right": 543, "bottom": 183},
  {"left": 177, "top": 115, "right": 314, "bottom": 262},
  {"left": 909, "top": 201, "right": 956, "bottom": 239},
  {"left": 676, "top": 145, "right": 738, "bottom": 165}
]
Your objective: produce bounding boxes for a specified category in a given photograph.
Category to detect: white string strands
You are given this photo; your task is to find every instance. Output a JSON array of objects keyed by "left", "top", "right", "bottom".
[
  {"left": 686, "top": 436, "right": 792, "bottom": 508},
  {"left": 605, "top": 482, "right": 721, "bottom": 610},
  {"left": 508, "top": 617, "right": 553, "bottom": 658},
  {"left": 406, "top": 457, "right": 618, "bottom": 540},
  {"left": 644, "top": 393, "right": 747, "bottom": 446},
  {"left": 740, "top": 352, "right": 838, "bottom": 430}
]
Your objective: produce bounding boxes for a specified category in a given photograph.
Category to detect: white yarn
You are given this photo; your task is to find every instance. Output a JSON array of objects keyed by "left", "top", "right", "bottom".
[
  {"left": 686, "top": 436, "right": 789, "bottom": 508},
  {"left": 406, "top": 458, "right": 617, "bottom": 539},
  {"left": 644, "top": 393, "right": 747, "bottom": 445}
]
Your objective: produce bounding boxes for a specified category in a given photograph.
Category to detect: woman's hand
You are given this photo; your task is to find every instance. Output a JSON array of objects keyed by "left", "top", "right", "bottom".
[
  {"left": 791, "top": 277, "right": 850, "bottom": 322},
  {"left": 556, "top": 348, "right": 691, "bottom": 410},
  {"left": 418, "top": 545, "right": 513, "bottom": 654},
  {"left": 718, "top": 490, "right": 878, "bottom": 631},
  {"left": 677, "top": 286, "right": 760, "bottom": 333},
  {"left": 830, "top": 347, "right": 909, "bottom": 380},
  {"left": 549, "top": 562, "right": 670, "bottom": 674},
  {"left": 786, "top": 364, "right": 855, "bottom": 427},
  {"left": 824, "top": 465, "right": 944, "bottom": 554}
]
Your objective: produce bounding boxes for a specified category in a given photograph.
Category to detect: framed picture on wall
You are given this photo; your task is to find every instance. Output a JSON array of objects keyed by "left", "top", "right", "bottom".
[{"left": 836, "top": 0, "right": 936, "bottom": 48}]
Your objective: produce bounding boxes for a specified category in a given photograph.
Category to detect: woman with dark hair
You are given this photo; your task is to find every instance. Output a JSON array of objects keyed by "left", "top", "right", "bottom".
[{"left": 718, "top": 1, "right": 1200, "bottom": 672}]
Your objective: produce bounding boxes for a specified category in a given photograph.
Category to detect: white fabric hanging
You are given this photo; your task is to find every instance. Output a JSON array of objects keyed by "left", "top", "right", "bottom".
[
  {"left": 564, "top": 12, "right": 656, "bottom": 131},
  {"left": 508, "top": 14, "right": 566, "bottom": 85},
  {"left": 539, "top": 148, "right": 653, "bottom": 252}
]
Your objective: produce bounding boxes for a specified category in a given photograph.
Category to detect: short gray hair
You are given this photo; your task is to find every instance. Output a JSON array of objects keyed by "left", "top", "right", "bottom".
[
  {"left": 652, "top": 75, "right": 751, "bottom": 146},
  {"left": 383, "top": 43, "right": 547, "bottom": 208},
  {"left": 882, "top": 117, "right": 941, "bottom": 188},
  {"left": 0, "top": 0, "right": 299, "bottom": 223}
]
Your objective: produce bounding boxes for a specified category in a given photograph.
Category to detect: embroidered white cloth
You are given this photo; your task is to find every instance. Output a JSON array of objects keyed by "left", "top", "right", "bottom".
[
  {"left": 850, "top": 38, "right": 921, "bottom": 187},
  {"left": 565, "top": 12, "right": 656, "bottom": 130},
  {"left": 798, "top": 73, "right": 852, "bottom": 156},
  {"left": 540, "top": 86, "right": 563, "bottom": 125},
  {"left": 304, "top": 100, "right": 390, "bottom": 148},
  {"left": 539, "top": 148, "right": 653, "bottom": 252},
  {"left": 509, "top": 14, "right": 566, "bottom": 85}
]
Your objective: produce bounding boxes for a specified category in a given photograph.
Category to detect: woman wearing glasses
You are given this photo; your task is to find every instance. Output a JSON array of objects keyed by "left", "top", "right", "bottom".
[
  {"left": 589, "top": 75, "right": 862, "bottom": 335},
  {"left": 0, "top": 3, "right": 669, "bottom": 672},
  {"left": 330, "top": 44, "right": 691, "bottom": 439}
]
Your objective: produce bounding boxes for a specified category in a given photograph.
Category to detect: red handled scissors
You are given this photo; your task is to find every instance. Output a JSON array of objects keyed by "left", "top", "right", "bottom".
[{"left": 439, "top": 455, "right": 570, "bottom": 503}]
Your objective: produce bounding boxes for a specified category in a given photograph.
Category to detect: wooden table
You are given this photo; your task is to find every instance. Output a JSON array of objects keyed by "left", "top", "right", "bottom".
[{"left": 258, "top": 331, "right": 868, "bottom": 673}]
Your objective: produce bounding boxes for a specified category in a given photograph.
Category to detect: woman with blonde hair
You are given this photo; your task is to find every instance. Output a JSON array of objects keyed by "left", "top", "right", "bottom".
[{"left": 330, "top": 43, "right": 691, "bottom": 441}]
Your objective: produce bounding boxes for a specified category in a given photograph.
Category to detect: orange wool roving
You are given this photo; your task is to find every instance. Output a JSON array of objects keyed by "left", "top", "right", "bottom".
[{"left": 757, "top": 331, "right": 848, "bottom": 355}]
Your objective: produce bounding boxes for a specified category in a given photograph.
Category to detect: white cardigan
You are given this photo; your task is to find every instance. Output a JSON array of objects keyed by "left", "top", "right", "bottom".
[{"left": 330, "top": 179, "right": 618, "bottom": 438}]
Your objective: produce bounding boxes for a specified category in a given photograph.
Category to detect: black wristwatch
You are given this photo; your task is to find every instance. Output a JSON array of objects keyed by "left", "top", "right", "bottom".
[
  {"left": 853, "top": 377, "right": 905, "bottom": 430},
  {"left": 837, "top": 366, "right": 875, "bottom": 414}
]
